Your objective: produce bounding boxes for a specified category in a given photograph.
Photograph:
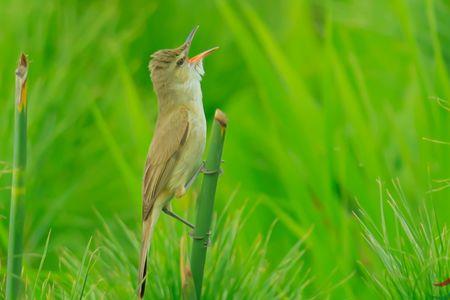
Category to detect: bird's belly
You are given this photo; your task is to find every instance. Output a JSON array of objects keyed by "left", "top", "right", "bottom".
[{"left": 169, "top": 114, "right": 206, "bottom": 190}]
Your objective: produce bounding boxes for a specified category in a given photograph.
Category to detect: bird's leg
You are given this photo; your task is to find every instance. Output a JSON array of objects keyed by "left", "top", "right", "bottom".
[
  {"left": 184, "top": 162, "right": 204, "bottom": 190},
  {"left": 162, "top": 206, "right": 194, "bottom": 229},
  {"left": 185, "top": 161, "right": 224, "bottom": 191}
]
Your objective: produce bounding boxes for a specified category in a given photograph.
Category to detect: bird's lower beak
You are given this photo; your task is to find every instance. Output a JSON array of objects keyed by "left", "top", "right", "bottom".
[
  {"left": 188, "top": 47, "right": 220, "bottom": 63},
  {"left": 182, "top": 26, "right": 219, "bottom": 62}
]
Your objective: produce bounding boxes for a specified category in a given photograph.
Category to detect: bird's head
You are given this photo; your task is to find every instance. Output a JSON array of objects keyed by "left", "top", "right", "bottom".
[{"left": 149, "top": 26, "right": 218, "bottom": 95}]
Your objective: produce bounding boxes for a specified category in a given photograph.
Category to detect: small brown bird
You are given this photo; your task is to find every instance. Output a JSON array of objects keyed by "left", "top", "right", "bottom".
[{"left": 138, "top": 26, "right": 218, "bottom": 298}]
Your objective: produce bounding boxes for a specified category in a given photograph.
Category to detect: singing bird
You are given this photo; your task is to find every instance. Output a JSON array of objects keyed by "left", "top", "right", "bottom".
[{"left": 138, "top": 26, "right": 218, "bottom": 298}]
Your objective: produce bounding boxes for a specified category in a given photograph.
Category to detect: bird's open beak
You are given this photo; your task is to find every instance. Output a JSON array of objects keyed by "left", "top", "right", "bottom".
[
  {"left": 183, "top": 26, "right": 219, "bottom": 63},
  {"left": 188, "top": 47, "right": 219, "bottom": 63}
]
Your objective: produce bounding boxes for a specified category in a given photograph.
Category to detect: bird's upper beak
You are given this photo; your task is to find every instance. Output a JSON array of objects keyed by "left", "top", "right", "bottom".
[{"left": 182, "top": 26, "right": 219, "bottom": 63}]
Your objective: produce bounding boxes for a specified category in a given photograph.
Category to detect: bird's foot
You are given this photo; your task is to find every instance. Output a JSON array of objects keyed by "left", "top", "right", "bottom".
[
  {"left": 200, "top": 160, "right": 223, "bottom": 175},
  {"left": 189, "top": 231, "right": 211, "bottom": 247}
]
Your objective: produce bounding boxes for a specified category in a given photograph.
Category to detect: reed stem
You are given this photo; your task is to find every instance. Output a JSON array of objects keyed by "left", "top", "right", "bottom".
[
  {"left": 190, "top": 109, "right": 227, "bottom": 299},
  {"left": 6, "top": 53, "right": 28, "bottom": 300}
]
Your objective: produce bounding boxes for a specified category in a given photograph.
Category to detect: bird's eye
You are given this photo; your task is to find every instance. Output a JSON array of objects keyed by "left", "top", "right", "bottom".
[{"left": 176, "top": 57, "right": 185, "bottom": 66}]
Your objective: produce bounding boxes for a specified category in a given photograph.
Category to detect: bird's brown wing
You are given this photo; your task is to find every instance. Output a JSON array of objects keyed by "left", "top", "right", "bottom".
[{"left": 142, "top": 107, "right": 189, "bottom": 220}]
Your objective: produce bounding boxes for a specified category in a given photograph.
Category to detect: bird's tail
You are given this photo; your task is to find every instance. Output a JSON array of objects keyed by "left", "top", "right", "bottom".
[{"left": 138, "top": 206, "right": 161, "bottom": 299}]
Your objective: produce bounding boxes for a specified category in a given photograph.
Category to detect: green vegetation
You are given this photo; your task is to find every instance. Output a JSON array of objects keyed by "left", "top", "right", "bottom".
[
  {"left": 1, "top": 202, "right": 310, "bottom": 299},
  {"left": 6, "top": 54, "right": 28, "bottom": 300},
  {"left": 0, "top": 0, "right": 449, "bottom": 299},
  {"left": 356, "top": 180, "right": 450, "bottom": 299},
  {"left": 190, "top": 109, "right": 227, "bottom": 298}
]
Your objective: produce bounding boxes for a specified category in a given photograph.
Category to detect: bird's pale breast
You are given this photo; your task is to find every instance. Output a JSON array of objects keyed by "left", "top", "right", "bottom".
[{"left": 169, "top": 107, "right": 206, "bottom": 192}]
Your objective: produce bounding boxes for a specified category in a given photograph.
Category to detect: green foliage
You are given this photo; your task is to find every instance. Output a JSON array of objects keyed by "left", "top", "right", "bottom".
[
  {"left": 356, "top": 180, "right": 450, "bottom": 299},
  {"left": 3, "top": 204, "right": 310, "bottom": 299},
  {"left": 0, "top": 0, "right": 449, "bottom": 298}
]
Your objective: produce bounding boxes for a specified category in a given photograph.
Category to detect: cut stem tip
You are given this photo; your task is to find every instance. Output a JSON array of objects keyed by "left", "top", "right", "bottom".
[
  {"left": 16, "top": 54, "right": 28, "bottom": 78},
  {"left": 214, "top": 109, "right": 228, "bottom": 128},
  {"left": 19, "top": 53, "right": 27, "bottom": 68}
]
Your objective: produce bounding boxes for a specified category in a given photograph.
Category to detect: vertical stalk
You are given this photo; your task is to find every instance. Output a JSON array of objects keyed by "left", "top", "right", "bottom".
[
  {"left": 6, "top": 53, "right": 28, "bottom": 300},
  {"left": 190, "top": 109, "right": 227, "bottom": 299}
]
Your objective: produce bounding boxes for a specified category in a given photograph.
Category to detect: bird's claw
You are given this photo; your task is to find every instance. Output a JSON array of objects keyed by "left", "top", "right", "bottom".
[
  {"left": 189, "top": 231, "right": 211, "bottom": 247},
  {"left": 200, "top": 161, "right": 223, "bottom": 175}
]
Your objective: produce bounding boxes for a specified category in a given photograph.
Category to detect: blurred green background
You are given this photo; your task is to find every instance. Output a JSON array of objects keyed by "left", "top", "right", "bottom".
[{"left": 1, "top": 0, "right": 449, "bottom": 298}]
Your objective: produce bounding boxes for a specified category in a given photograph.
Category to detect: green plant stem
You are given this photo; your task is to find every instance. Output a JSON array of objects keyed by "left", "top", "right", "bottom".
[
  {"left": 6, "top": 53, "right": 28, "bottom": 300},
  {"left": 190, "top": 109, "right": 227, "bottom": 299}
]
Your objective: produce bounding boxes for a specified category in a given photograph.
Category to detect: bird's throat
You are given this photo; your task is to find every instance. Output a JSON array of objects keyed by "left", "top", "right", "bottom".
[{"left": 156, "top": 79, "right": 203, "bottom": 115}]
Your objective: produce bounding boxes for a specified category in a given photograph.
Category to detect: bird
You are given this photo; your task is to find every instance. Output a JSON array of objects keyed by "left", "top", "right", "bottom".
[{"left": 138, "top": 26, "right": 218, "bottom": 299}]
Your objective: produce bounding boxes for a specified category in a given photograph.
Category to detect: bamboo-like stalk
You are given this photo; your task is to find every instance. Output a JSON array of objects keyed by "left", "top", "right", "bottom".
[
  {"left": 6, "top": 53, "right": 28, "bottom": 300},
  {"left": 190, "top": 109, "right": 227, "bottom": 299}
]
